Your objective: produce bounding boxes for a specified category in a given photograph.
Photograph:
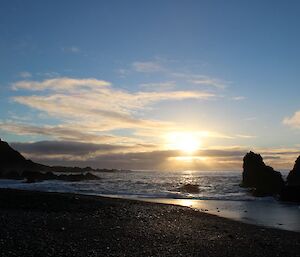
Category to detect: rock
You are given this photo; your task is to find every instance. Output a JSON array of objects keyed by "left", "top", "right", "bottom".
[
  {"left": 179, "top": 184, "right": 200, "bottom": 193},
  {"left": 0, "top": 139, "right": 28, "bottom": 178},
  {"left": 280, "top": 186, "right": 300, "bottom": 202},
  {"left": 0, "top": 139, "right": 27, "bottom": 164},
  {"left": 82, "top": 172, "right": 99, "bottom": 180},
  {"left": 56, "top": 172, "right": 100, "bottom": 182},
  {"left": 280, "top": 156, "right": 300, "bottom": 202},
  {"left": 2, "top": 170, "right": 22, "bottom": 180},
  {"left": 242, "top": 151, "right": 284, "bottom": 196},
  {"left": 23, "top": 170, "right": 45, "bottom": 183},
  {"left": 0, "top": 139, "right": 103, "bottom": 180},
  {"left": 23, "top": 170, "right": 100, "bottom": 183},
  {"left": 286, "top": 156, "right": 300, "bottom": 186},
  {"left": 0, "top": 140, "right": 50, "bottom": 178}
]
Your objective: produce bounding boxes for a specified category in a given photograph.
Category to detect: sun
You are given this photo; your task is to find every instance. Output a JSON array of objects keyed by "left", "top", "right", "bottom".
[
  {"left": 174, "top": 134, "right": 199, "bottom": 153},
  {"left": 166, "top": 132, "right": 202, "bottom": 154}
]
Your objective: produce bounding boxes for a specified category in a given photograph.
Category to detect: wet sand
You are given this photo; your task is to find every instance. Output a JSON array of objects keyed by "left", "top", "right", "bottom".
[
  {"left": 0, "top": 188, "right": 299, "bottom": 257},
  {"left": 134, "top": 197, "right": 300, "bottom": 232}
]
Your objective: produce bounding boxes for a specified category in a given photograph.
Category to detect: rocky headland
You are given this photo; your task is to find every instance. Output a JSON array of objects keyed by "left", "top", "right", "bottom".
[{"left": 0, "top": 139, "right": 101, "bottom": 182}]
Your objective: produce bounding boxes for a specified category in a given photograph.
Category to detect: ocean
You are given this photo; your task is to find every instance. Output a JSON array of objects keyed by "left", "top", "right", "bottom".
[{"left": 0, "top": 170, "right": 299, "bottom": 232}]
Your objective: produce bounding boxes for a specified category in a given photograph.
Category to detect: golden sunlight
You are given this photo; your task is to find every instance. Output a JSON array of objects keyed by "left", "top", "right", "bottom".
[{"left": 165, "top": 132, "right": 202, "bottom": 154}]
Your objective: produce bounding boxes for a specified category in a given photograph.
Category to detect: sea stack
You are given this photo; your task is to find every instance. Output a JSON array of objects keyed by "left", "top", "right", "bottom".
[
  {"left": 242, "top": 151, "right": 284, "bottom": 196},
  {"left": 280, "top": 156, "right": 300, "bottom": 202},
  {"left": 286, "top": 156, "right": 300, "bottom": 186}
]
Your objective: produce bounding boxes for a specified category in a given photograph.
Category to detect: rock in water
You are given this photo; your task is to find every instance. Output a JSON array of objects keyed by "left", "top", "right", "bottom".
[
  {"left": 286, "top": 156, "right": 300, "bottom": 186},
  {"left": 22, "top": 170, "right": 100, "bottom": 183},
  {"left": 179, "top": 184, "right": 200, "bottom": 194},
  {"left": 281, "top": 156, "right": 300, "bottom": 202},
  {"left": 242, "top": 151, "right": 284, "bottom": 196}
]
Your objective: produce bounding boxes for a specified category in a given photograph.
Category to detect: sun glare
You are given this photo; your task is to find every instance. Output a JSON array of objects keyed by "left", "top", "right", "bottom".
[{"left": 166, "top": 132, "right": 202, "bottom": 154}]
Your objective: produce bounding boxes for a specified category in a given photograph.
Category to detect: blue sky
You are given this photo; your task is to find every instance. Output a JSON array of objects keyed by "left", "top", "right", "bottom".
[{"left": 0, "top": 0, "right": 300, "bottom": 170}]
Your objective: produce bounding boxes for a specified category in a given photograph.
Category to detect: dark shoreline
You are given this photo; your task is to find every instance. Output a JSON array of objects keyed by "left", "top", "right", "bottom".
[{"left": 0, "top": 189, "right": 299, "bottom": 257}]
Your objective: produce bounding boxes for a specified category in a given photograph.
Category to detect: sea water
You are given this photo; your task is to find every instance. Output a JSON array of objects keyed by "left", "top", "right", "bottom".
[{"left": 0, "top": 170, "right": 299, "bottom": 232}]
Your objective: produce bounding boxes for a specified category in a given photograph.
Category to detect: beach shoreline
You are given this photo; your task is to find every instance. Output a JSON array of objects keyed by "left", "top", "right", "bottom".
[
  {"left": 0, "top": 188, "right": 299, "bottom": 257},
  {"left": 130, "top": 197, "right": 300, "bottom": 233},
  {"left": 1, "top": 175, "right": 299, "bottom": 233}
]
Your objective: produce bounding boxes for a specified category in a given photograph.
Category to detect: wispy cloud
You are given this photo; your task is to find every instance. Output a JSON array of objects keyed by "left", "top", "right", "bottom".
[
  {"left": 128, "top": 59, "right": 229, "bottom": 92},
  {"left": 12, "top": 78, "right": 213, "bottom": 112},
  {"left": 139, "top": 81, "right": 176, "bottom": 91},
  {"left": 61, "top": 46, "right": 80, "bottom": 53},
  {"left": 244, "top": 117, "right": 257, "bottom": 121},
  {"left": 0, "top": 122, "right": 119, "bottom": 143},
  {"left": 283, "top": 110, "right": 300, "bottom": 129},
  {"left": 6, "top": 77, "right": 215, "bottom": 143},
  {"left": 18, "top": 71, "right": 32, "bottom": 78},
  {"left": 236, "top": 134, "right": 256, "bottom": 139},
  {"left": 132, "top": 61, "right": 165, "bottom": 73},
  {"left": 12, "top": 77, "right": 110, "bottom": 91},
  {"left": 189, "top": 77, "right": 226, "bottom": 89},
  {"left": 231, "top": 96, "right": 246, "bottom": 101},
  {"left": 37, "top": 71, "right": 61, "bottom": 78},
  {"left": 171, "top": 73, "right": 228, "bottom": 89}
]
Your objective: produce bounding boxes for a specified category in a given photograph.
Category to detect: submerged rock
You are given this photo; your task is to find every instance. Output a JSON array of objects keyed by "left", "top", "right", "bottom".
[
  {"left": 242, "top": 151, "right": 284, "bottom": 196},
  {"left": 179, "top": 184, "right": 200, "bottom": 194}
]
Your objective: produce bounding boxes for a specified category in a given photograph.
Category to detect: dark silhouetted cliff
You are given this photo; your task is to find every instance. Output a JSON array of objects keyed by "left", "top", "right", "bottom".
[{"left": 0, "top": 139, "right": 100, "bottom": 181}]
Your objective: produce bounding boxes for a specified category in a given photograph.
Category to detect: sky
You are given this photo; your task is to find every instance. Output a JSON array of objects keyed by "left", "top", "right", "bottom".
[{"left": 0, "top": 0, "right": 300, "bottom": 171}]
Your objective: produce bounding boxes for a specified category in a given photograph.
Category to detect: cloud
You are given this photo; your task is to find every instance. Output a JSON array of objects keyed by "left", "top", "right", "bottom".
[
  {"left": 9, "top": 140, "right": 299, "bottom": 170},
  {"left": 189, "top": 78, "right": 226, "bottom": 89},
  {"left": 11, "top": 141, "right": 136, "bottom": 156},
  {"left": 244, "top": 117, "right": 257, "bottom": 121},
  {"left": 127, "top": 60, "right": 229, "bottom": 94},
  {"left": 139, "top": 81, "right": 176, "bottom": 91},
  {"left": 130, "top": 60, "right": 229, "bottom": 90},
  {"left": 62, "top": 46, "right": 80, "bottom": 53},
  {"left": 236, "top": 134, "right": 256, "bottom": 139},
  {"left": 132, "top": 61, "right": 165, "bottom": 73},
  {"left": 11, "top": 78, "right": 214, "bottom": 132},
  {"left": 231, "top": 96, "right": 246, "bottom": 101},
  {"left": 37, "top": 71, "right": 61, "bottom": 78},
  {"left": 18, "top": 71, "right": 32, "bottom": 78},
  {"left": 171, "top": 73, "right": 228, "bottom": 89},
  {"left": 0, "top": 122, "right": 119, "bottom": 143},
  {"left": 3, "top": 77, "right": 216, "bottom": 144},
  {"left": 117, "top": 68, "right": 130, "bottom": 77},
  {"left": 12, "top": 92, "right": 211, "bottom": 131},
  {"left": 9, "top": 140, "right": 246, "bottom": 169},
  {"left": 283, "top": 111, "right": 300, "bottom": 129},
  {"left": 12, "top": 77, "right": 110, "bottom": 91}
]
